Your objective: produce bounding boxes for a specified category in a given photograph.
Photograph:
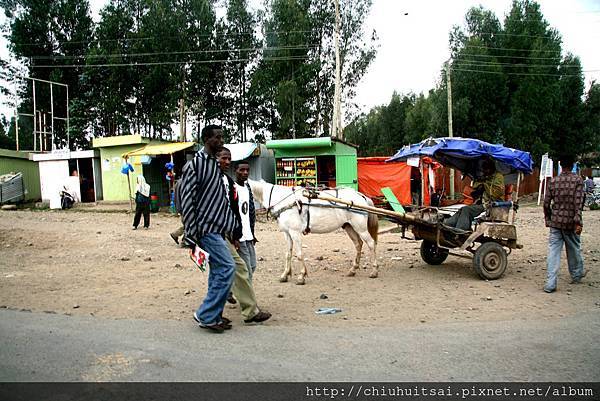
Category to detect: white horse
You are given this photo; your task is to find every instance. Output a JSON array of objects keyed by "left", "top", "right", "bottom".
[{"left": 248, "top": 180, "right": 379, "bottom": 285}]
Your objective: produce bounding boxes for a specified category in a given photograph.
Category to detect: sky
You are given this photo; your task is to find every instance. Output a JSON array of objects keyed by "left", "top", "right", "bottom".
[{"left": 1, "top": 0, "right": 599, "bottom": 128}]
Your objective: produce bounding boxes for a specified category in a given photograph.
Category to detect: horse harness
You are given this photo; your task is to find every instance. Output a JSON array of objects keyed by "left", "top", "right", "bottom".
[{"left": 266, "top": 186, "right": 362, "bottom": 235}]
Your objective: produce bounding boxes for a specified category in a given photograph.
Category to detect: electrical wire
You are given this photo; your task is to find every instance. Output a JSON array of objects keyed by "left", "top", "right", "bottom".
[
  {"left": 30, "top": 55, "right": 310, "bottom": 68},
  {"left": 450, "top": 67, "right": 599, "bottom": 77},
  {"left": 28, "top": 44, "right": 319, "bottom": 60}
]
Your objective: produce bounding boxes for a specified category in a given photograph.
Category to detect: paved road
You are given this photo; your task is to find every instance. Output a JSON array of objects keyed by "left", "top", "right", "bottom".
[{"left": 1, "top": 309, "right": 599, "bottom": 382}]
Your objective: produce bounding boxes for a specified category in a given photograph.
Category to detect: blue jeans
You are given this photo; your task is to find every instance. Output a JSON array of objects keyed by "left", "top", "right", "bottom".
[
  {"left": 195, "top": 233, "right": 236, "bottom": 325},
  {"left": 237, "top": 241, "right": 257, "bottom": 281},
  {"left": 545, "top": 227, "right": 585, "bottom": 291}
]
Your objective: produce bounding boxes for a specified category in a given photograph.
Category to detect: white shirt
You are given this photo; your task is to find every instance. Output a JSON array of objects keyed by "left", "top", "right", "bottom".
[{"left": 235, "top": 183, "right": 254, "bottom": 241}]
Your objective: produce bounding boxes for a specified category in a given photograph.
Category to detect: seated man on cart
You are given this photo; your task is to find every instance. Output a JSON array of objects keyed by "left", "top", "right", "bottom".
[{"left": 444, "top": 158, "right": 505, "bottom": 232}]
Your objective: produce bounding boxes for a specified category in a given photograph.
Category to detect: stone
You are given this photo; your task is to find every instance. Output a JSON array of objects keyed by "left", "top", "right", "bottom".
[
  {"left": 277, "top": 294, "right": 284, "bottom": 298},
  {"left": 258, "top": 257, "right": 265, "bottom": 261},
  {"left": 73, "top": 304, "right": 80, "bottom": 309},
  {"left": 387, "top": 248, "right": 393, "bottom": 251},
  {"left": 332, "top": 248, "right": 340, "bottom": 252},
  {"left": 174, "top": 263, "right": 182, "bottom": 268},
  {"left": 1, "top": 204, "right": 17, "bottom": 210},
  {"left": 96, "top": 231, "right": 101, "bottom": 234},
  {"left": 319, "top": 293, "right": 328, "bottom": 299},
  {"left": 120, "top": 257, "right": 130, "bottom": 261},
  {"left": 409, "top": 265, "right": 414, "bottom": 269},
  {"left": 391, "top": 257, "right": 403, "bottom": 261},
  {"left": 144, "top": 257, "right": 152, "bottom": 262},
  {"left": 27, "top": 243, "right": 33, "bottom": 247},
  {"left": 184, "top": 290, "right": 191, "bottom": 295},
  {"left": 485, "top": 296, "right": 492, "bottom": 301},
  {"left": 315, "top": 256, "right": 324, "bottom": 261}
]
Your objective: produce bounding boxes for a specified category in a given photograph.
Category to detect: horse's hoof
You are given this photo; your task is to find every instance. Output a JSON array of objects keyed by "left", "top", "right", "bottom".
[
  {"left": 346, "top": 270, "right": 356, "bottom": 277},
  {"left": 369, "top": 272, "right": 378, "bottom": 278},
  {"left": 295, "top": 278, "right": 306, "bottom": 285},
  {"left": 279, "top": 276, "right": 288, "bottom": 283}
]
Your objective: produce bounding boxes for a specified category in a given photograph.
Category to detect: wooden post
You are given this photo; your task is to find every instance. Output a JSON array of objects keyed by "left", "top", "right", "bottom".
[
  {"left": 446, "top": 61, "right": 454, "bottom": 200},
  {"left": 125, "top": 157, "right": 133, "bottom": 212}
]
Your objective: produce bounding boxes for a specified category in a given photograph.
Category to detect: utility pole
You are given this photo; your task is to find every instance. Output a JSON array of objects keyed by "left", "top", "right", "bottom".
[
  {"left": 446, "top": 60, "right": 455, "bottom": 199},
  {"left": 179, "top": 98, "right": 186, "bottom": 142},
  {"left": 332, "top": 0, "right": 343, "bottom": 139}
]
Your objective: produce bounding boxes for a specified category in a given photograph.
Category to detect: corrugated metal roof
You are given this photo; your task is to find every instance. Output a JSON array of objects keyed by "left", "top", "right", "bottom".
[
  {"left": 122, "top": 142, "right": 195, "bottom": 158},
  {"left": 225, "top": 142, "right": 258, "bottom": 161}
]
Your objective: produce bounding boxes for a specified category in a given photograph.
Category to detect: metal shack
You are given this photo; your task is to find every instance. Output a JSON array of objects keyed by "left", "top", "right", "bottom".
[
  {"left": 0, "top": 149, "right": 41, "bottom": 203},
  {"left": 265, "top": 137, "right": 358, "bottom": 189},
  {"left": 32, "top": 150, "right": 103, "bottom": 208},
  {"left": 224, "top": 142, "right": 275, "bottom": 183}
]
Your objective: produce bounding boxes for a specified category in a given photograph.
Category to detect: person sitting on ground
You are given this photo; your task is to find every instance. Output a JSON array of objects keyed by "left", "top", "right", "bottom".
[
  {"left": 132, "top": 175, "right": 151, "bottom": 230},
  {"left": 444, "top": 159, "right": 504, "bottom": 232},
  {"left": 216, "top": 146, "right": 271, "bottom": 324}
]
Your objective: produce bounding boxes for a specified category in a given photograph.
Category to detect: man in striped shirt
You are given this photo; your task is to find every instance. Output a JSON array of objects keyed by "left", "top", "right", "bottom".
[
  {"left": 543, "top": 155, "right": 586, "bottom": 293},
  {"left": 179, "top": 125, "right": 237, "bottom": 333}
]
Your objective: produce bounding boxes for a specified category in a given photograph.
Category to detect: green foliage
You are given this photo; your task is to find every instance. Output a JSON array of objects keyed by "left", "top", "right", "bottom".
[{"left": 348, "top": 0, "right": 593, "bottom": 163}]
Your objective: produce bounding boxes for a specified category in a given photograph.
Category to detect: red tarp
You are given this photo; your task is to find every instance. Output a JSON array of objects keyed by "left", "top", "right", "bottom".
[{"left": 357, "top": 157, "right": 439, "bottom": 206}]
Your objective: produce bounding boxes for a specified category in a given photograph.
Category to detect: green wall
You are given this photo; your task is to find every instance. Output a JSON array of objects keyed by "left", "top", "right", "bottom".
[
  {"left": 0, "top": 149, "right": 41, "bottom": 201},
  {"left": 270, "top": 141, "right": 358, "bottom": 189},
  {"left": 98, "top": 146, "right": 147, "bottom": 201}
]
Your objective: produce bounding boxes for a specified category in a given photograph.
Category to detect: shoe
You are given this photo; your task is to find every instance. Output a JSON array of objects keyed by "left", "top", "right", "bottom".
[
  {"left": 570, "top": 270, "right": 588, "bottom": 284},
  {"left": 170, "top": 233, "right": 179, "bottom": 245},
  {"left": 244, "top": 310, "right": 272, "bottom": 324},
  {"left": 199, "top": 323, "right": 225, "bottom": 333},
  {"left": 543, "top": 287, "right": 556, "bottom": 293},
  {"left": 220, "top": 316, "right": 232, "bottom": 325},
  {"left": 144, "top": 226, "right": 149, "bottom": 230},
  {"left": 132, "top": 226, "right": 137, "bottom": 230},
  {"left": 227, "top": 292, "right": 237, "bottom": 305}
]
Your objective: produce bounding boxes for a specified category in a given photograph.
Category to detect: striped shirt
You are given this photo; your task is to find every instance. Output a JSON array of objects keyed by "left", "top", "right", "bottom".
[
  {"left": 544, "top": 171, "right": 584, "bottom": 230},
  {"left": 179, "top": 149, "right": 237, "bottom": 245}
]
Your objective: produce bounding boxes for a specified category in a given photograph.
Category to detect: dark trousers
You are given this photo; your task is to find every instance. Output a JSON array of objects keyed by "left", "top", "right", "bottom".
[
  {"left": 133, "top": 203, "right": 150, "bottom": 228},
  {"left": 445, "top": 204, "right": 485, "bottom": 231}
]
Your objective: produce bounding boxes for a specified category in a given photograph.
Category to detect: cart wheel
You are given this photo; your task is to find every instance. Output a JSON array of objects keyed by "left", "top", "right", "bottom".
[
  {"left": 473, "top": 242, "right": 507, "bottom": 280},
  {"left": 420, "top": 241, "right": 449, "bottom": 265}
]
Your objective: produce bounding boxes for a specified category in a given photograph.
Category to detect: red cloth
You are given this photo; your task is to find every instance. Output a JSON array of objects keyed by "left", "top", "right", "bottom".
[{"left": 357, "top": 158, "right": 412, "bottom": 205}]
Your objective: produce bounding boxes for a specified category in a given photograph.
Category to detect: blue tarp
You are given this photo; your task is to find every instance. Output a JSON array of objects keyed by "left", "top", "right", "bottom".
[{"left": 387, "top": 137, "right": 533, "bottom": 176}]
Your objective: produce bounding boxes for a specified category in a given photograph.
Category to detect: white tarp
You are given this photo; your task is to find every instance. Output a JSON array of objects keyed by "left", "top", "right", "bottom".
[{"left": 226, "top": 142, "right": 258, "bottom": 161}]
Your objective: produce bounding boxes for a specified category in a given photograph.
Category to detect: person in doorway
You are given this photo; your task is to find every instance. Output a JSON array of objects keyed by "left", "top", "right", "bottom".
[
  {"left": 444, "top": 159, "right": 504, "bottom": 231},
  {"left": 543, "top": 155, "right": 586, "bottom": 293},
  {"left": 132, "top": 175, "right": 151, "bottom": 230},
  {"left": 216, "top": 147, "right": 271, "bottom": 324},
  {"left": 410, "top": 167, "right": 422, "bottom": 206},
  {"left": 234, "top": 159, "right": 259, "bottom": 280},
  {"left": 179, "top": 125, "right": 238, "bottom": 333}
]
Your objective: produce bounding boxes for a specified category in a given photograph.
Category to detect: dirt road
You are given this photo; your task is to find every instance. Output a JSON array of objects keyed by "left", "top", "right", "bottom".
[{"left": 0, "top": 205, "right": 598, "bottom": 326}]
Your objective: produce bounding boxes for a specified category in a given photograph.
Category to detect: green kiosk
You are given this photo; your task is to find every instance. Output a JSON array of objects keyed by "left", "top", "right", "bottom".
[{"left": 265, "top": 137, "right": 358, "bottom": 190}]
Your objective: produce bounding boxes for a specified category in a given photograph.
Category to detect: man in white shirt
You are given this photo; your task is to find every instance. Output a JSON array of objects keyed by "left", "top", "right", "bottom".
[{"left": 234, "top": 160, "right": 258, "bottom": 280}]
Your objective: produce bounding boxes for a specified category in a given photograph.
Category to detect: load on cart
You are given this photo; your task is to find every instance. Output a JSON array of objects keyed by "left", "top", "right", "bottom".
[{"left": 304, "top": 137, "right": 533, "bottom": 280}]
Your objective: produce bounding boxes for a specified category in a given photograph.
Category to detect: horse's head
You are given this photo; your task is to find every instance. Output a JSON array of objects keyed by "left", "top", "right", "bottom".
[{"left": 247, "top": 179, "right": 266, "bottom": 205}]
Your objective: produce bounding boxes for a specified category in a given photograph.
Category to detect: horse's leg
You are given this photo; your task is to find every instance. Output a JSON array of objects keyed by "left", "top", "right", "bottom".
[
  {"left": 289, "top": 231, "right": 307, "bottom": 285},
  {"left": 280, "top": 231, "right": 293, "bottom": 283},
  {"left": 357, "top": 228, "right": 379, "bottom": 278},
  {"left": 343, "top": 224, "right": 362, "bottom": 277}
]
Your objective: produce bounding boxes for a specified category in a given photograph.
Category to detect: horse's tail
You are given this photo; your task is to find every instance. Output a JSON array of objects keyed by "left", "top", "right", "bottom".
[{"left": 365, "top": 197, "right": 379, "bottom": 243}]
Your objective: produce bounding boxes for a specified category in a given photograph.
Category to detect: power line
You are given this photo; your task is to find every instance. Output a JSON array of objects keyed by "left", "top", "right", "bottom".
[
  {"left": 453, "top": 60, "right": 585, "bottom": 69},
  {"left": 456, "top": 53, "right": 562, "bottom": 61},
  {"left": 451, "top": 67, "right": 599, "bottom": 77},
  {"left": 31, "top": 55, "right": 310, "bottom": 69},
  {"left": 14, "top": 30, "right": 318, "bottom": 47},
  {"left": 453, "top": 44, "right": 563, "bottom": 54},
  {"left": 28, "top": 44, "right": 319, "bottom": 61}
]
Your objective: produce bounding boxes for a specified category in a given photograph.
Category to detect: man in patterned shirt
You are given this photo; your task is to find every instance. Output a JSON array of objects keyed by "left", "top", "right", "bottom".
[
  {"left": 543, "top": 155, "right": 586, "bottom": 293},
  {"left": 180, "top": 125, "right": 237, "bottom": 333}
]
